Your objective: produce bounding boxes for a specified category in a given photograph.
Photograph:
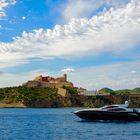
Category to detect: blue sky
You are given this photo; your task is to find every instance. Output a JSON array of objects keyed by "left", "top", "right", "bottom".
[
  {"left": 0, "top": 0, "right": 66, "bottom": 42},
  {"left": 0, "top": 0, "right": 140, "bottom": 89}
]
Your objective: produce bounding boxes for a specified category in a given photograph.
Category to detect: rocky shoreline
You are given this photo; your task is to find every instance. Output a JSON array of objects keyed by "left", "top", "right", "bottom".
[
  {"left": 0, "top": 102, "right": 26, "bottom": 108},
  {"left": 0, "top": 94, "right": 140, "bottom": 108}
]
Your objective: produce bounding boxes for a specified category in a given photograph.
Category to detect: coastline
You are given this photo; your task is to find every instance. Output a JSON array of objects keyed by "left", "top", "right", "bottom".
[{"left": 0, "top": 102, "right": 26, "bottom": 108}]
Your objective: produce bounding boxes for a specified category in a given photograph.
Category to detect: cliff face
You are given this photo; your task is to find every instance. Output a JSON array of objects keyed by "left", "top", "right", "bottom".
[{"left": 21, "top": 94, "right": 140, "bottom": 108}]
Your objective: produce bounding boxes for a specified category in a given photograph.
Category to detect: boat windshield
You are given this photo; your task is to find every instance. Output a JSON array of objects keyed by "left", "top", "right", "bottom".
[
  {"left": 107, "top": 107, "right": 127, "bottom": 112},
  {"left": 101, "top": 105, "right": 119, "bottom": 109}
]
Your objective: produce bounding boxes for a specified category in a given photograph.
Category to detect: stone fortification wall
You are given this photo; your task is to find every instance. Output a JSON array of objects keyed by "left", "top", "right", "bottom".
[
  {"left": 26, "top": 81, "right": 41, "bottom": 87},
  {"left": 26, "top": 80, "right": 73, "bottom": 88}
]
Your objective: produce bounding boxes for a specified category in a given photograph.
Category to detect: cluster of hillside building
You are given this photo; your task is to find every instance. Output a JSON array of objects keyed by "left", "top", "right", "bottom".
[{"left": 79, "top": 90, "right": 110, "bottom": 96}]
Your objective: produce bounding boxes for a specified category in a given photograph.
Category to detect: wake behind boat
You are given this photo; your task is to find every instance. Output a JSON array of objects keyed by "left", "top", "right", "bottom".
[{"left": 74, "top": 101, "right": 140, "bottom": 121}]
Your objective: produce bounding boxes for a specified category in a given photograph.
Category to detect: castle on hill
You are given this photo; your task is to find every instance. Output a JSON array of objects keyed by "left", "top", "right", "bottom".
[
  {"left": 25, "top": 74, "right": 73, "bottom": 88},
  {"left": 24, "top": 74, "right": 74, "bottom": 97}
]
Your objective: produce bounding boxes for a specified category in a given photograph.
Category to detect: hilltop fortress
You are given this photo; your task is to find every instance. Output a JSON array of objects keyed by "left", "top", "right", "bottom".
[
  {"left": 25, "top": 74, "right": 73, "bottom": 88},
  {"left": 24, "top": 74, "right": 74, "bottom": 96}
]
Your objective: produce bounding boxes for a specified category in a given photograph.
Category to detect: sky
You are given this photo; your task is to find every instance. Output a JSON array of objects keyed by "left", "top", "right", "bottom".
[{"left": 0, "top": 0, "right": 140, "bottom": 90}]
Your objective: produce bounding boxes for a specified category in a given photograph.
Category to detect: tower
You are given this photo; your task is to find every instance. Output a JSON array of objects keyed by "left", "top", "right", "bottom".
[{"left": 63, "top": 73, "right": 67, "bottom": 82}]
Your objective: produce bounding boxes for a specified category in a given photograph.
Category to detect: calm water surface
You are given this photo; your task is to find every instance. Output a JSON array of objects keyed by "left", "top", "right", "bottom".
[{"left": 0, "top": 108, "right": 140, "bottom": 140}]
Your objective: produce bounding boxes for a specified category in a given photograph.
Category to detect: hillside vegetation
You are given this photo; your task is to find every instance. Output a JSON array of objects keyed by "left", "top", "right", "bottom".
[
  {"left": 99, "top": 87, "right": 140, "bottom": 95},
  {"left": 0, "top": 86, "right": 140, "bottom": 108}
]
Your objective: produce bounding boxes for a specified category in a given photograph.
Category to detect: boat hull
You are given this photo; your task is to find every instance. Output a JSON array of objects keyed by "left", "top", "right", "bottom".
[{"left": 74, "top": 110, "right": 140, "bottom": 121}]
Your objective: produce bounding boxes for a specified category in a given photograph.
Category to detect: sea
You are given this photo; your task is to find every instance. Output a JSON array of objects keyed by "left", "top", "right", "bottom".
[{"left": 0, "top": 108, "right": 140, "bottom": 140}]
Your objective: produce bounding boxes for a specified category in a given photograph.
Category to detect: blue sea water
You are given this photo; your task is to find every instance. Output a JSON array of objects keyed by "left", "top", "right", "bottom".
[{"left": 0, "top": 108, "right": 140, "bottom": 140}]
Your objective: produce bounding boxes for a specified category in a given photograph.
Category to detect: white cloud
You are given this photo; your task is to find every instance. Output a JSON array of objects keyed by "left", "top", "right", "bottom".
[
  {"left": 0, "top": 11, "right": 6, "bottom": 18},
  {"left": 63, "top": 0, "right": 102, "bottom": 20},
  {"left": 130, "top": 70, "right": 137, "bottom": 74},
  {"left": 62, "top": 0, "right": 130, "bottom": 21},
  {"left": 0, "top": 71, "right": 37, "bottom": 88},
  {"left": 0, "top": 25, "right": 2, "bottom": 29},
  {"left": 22, "top": 16, "right": 26, "bottom": 20},
  {"left": 61, "top": 68, "right": 75, "bottom": 73},
  {"left": 0, "top": 0, "right": 140, "bottom": 68},
  {"left": 0, "top": 61, "right": 139, "bottom": 89},
  {"left": 68, "top": 61, "right": 140, "bottom": 90},
  {"left": 0, "top": 69, "right": 58, "bottom": 88},
  {"left": 0, "top": 0, "right": 16, "bottom": 10},
  {"left": 0, "top": 0, "right": 16, "bottom": 18}
]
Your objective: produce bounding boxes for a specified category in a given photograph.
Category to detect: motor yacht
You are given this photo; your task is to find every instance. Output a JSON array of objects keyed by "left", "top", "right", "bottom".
[{"left": 74, "top": 101, "right": 140, "bottom": 121}]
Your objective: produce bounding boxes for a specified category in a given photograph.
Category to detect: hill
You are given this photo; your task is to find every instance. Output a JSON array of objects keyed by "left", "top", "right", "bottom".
[
  {"left": 0, "top": 86, "right": 140, "bottom": 108},
  {"left": 131, "top": 87, "right": 140, "bottom": 94},
  {"left": 98, "top": 88, "right": 115, "bottom": 94}
]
